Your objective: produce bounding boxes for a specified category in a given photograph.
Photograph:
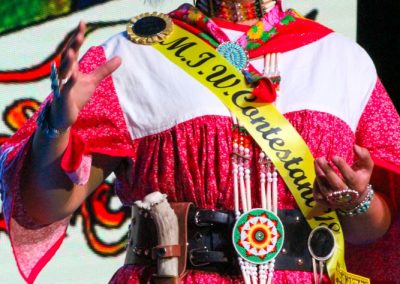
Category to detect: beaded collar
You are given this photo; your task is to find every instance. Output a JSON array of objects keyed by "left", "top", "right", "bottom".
[
  {"left": 196, "top": 0, "right": 266, "bottom": 22},
  {"left": 170, "top": 4, "right": 291, "bottom": 51},
  {"left": 170, "top": 3, "right": 332, "bottom": 57}
]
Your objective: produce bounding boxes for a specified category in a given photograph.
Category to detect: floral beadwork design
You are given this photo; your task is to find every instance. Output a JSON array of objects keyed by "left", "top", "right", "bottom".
[{"left": 245, "top": 14, "right": 296, "bottom": 50}]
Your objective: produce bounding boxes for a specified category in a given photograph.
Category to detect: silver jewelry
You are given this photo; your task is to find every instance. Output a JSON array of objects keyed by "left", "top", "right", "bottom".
[
  {"left": 337, "top": 185, "right": 374, "bottom": 217},
  {"left": 51, "top": 62, "right": 61, "bottom": 99},
  {"left": 36, "top": 101, "right": 69, "bottom": 139},
  {"left": 326, "top": 188, "right": 360, "bottom": 205},
  {"left": 37, "top": 62, "right": 69, "bottom": 138},
  {"left": 61, "top": 77, "right": 69, "bottom": 85},
  {"left": 308, "top": 226, "right": 336, "bottom": 284},
  {"left": 217, "top": 41, "right": 249, "bottom": 71}
]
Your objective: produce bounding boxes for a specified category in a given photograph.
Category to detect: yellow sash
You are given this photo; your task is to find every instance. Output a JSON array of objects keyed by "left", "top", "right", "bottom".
[{"left": 152, "top": 23, "right": 365, "bottom": 282}]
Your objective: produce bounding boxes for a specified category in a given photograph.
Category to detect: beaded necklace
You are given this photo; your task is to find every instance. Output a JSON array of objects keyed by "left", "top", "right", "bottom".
[
  {"left": 230, "top": 52, "right": 280, "bottom": 284},
  {"left": 196, "top": 0, "right": 277, "bottom": 22}
]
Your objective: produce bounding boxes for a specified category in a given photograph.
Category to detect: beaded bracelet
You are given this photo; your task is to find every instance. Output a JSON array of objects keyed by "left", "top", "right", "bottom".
[{"left": 337, "top": 184, "right": 374, "bottom": 217}]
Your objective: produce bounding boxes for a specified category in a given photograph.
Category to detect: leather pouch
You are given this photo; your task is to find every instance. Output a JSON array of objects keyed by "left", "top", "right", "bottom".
[{"left": 125, "top": 202, "right": 193, "bottom": 284}]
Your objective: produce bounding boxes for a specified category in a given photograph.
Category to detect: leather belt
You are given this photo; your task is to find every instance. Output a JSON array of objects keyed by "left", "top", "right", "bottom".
[
  {"left": 125, "top": 205, "right": 314, "bottom": 274},
  {"left": 186, "top": 207, "right": 313, "bottom": 274}
]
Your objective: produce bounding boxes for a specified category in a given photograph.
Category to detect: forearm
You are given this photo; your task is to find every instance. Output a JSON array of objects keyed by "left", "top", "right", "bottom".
[
  {"left": 340, "top": 192, "right": 391, "bottom": 244},
  {"left": 21, "top": 124, "right": 123, "bottom": 225},
  {"left": 21, "top": 128, "right": 87, "bottom": 224}
]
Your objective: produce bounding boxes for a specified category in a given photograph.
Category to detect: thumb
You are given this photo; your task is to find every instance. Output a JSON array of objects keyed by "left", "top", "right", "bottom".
[
  {"left": 91, "top": 56, "right": 122, "bottom": 86},
  {"left": 353, "top": 144, "right": 374, "bottom": 171}
]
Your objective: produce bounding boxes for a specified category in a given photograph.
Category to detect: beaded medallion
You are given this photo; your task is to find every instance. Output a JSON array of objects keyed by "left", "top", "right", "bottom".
[
  {"left": 217, "top": 41, "right": 249, "bottom": 71},
  {"left": 233, "top": 208, "right": 284, "bottom": 264}
]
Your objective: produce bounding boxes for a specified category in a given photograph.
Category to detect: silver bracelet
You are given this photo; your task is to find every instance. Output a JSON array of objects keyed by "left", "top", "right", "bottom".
[{"left": 337, "top": 184, "right": 374, "bottom": 217}]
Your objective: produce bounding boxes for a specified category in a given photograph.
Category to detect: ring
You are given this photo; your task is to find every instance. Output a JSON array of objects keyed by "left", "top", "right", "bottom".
[
  {"left": 61, "top": 77, "right": 69, "bottom": 85},
  {"left": 326, "top": 188, "right": 360, "bottom": 205}
]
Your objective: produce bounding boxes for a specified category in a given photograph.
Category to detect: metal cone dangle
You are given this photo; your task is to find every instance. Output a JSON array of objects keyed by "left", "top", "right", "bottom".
[{"left": 233, "top": 208, "right": 284, "bottom": 264}]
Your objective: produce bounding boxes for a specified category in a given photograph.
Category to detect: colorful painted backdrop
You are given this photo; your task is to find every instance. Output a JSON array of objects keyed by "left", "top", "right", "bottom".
[{"left": 0, "top": 0, "right": 356, "bottom": 283}]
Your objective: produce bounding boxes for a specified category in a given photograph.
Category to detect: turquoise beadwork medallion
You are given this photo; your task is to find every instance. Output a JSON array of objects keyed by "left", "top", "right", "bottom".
[{"left": 217, "top": 42, "right": 249, "bottom": 71}]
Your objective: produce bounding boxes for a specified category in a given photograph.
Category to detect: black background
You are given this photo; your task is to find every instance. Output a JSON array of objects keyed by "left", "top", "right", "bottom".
[{"left": 358, "top": 1, "right": 400, "bottom": 110}]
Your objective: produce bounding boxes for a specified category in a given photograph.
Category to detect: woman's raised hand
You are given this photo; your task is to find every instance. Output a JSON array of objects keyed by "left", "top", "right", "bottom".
[{"left": 49, "top": 21, "right": 121, "bottom": 131}]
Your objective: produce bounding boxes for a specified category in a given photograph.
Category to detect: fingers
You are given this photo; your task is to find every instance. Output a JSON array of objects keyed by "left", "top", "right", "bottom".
[
  {"left": 91, "top": 56, "right": 122, "bottom": 86},
  {"left": 59, "top": 49, "right": 75, "bottom": 81},
  {"left": 69, "top": 21, "right": 86, "bottom": 53},
  {"left": 312, "top": 180, "right": 330, "bottom": 207},
  {"left": 314, "top": 158, "right": 351, "bottom": 208},
  {"left": 62, "top": 60, "right": 79, "bottom": 89},
  {"left": 331, "top": 156, "right": 357, "bottom": 187},
  {"left": 314, "top": 160, "right": 330, "bottom": 194},
  {"left": 313, "top": 148, "right": 373, "bottom": 208},
  {"left": 59, "top": 22, "right": 87, "bottom": 80},
  {"left": 315, "top": 157, "right": 346, "bottom": 192}
]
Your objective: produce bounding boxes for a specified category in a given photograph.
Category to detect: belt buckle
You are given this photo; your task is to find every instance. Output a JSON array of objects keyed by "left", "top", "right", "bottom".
[{"left": 189, "top": 247, "right": 210, "bottom": 267}]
